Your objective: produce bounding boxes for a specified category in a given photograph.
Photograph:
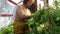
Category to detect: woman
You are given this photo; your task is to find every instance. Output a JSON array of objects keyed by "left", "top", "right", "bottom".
[{"left": 14, "top": 0, "right": 35, "bottom": 34}]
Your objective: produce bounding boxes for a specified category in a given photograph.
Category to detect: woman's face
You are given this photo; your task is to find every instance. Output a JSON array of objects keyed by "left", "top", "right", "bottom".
[{"left": 26, "top": 0, "right": 35, "bottom": 8}]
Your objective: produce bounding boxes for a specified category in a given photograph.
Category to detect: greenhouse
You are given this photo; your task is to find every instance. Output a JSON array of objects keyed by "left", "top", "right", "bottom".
[{"left": 0, "top": 0, "right": 60, "bottom": 34}]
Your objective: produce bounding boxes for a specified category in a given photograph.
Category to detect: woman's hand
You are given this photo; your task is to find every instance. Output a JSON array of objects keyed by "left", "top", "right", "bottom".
[{"left": 31, "top": 13, "right": 34, "bottom": 16}]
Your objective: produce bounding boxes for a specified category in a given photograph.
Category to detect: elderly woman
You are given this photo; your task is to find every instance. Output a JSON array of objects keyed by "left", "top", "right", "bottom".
[{"left": 14, "top": 0, "right": 35, "bottom": 34}]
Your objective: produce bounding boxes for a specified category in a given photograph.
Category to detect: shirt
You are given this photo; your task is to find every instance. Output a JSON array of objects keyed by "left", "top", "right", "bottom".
[{"left": 15, "top": 3, "right": 32, "bottom": 22}]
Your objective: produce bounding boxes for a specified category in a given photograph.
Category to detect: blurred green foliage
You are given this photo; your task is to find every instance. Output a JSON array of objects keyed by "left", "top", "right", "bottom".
[
  {"left": 29, "top": 3, "right": 35, "bottom": 13},
  {"left": 0, "top": 0, "right": 60, "bottom": 34},
  {"left": 27, "top": 0, "right": 60, "bottom": 34},
  {"left": 0, "top": 24, "right": 14, "bottom": 34}
]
